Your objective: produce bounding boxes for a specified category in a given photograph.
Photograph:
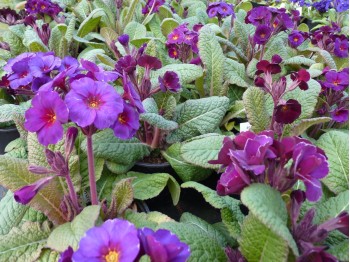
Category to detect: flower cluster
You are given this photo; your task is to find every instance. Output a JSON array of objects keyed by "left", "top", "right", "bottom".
[
  {"left": 206, "top": 2, "right": 235, "bottom": 21},
  {"left": 210, "top": 131, "right": 329, "bottom": 202},
  {"left": 59, "top": 219, "right": 190, "bottom": 262},
  {"left": 166, "top": 23, "right": 201, "bottom": 62},
  {"left": 25, "top": 0, "right": 62, "bottom": 17}
]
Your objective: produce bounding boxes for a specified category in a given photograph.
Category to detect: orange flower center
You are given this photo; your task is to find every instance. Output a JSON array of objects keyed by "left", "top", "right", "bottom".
[{"left": 104, "top": 250, "right": 119, "bottom": 262}]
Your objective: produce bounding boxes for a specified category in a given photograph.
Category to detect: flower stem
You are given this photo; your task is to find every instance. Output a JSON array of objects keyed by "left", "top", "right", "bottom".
[
  {"left": 86, "top": 135, "right": 98, "bottom": 205},
  {"left": 65, "top": 171, "right": 79, "bottom": 210}
]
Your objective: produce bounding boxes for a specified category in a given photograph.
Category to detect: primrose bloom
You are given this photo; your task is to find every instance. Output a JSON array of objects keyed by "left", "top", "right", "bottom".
[
  {"left": 111, "top": 102, "right": 140, "bottom": 140},
  {"left": 25, "top": 91, "right": 68, "bottom": 146},
  {"left": 65, "top": 77, "right": 123, "bottom": 129},
  {"left": 73, "top": 219, "right": 140, "bottom": 262},
  {"left": 159, "top": 71, "right": 181, "bottom": 93},
  {"left": 138, "top": 227, "right": 190, "bottom": 262}
]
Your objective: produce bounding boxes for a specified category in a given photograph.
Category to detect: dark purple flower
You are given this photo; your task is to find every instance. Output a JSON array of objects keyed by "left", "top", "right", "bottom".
[
  {"left": 65, "top": 77, "right": 123, "bottom": 129},
  {"left": 216, "top": 163, "right": 249, "bottom": 195},
  {"left": 14, "top": 176, "right": 54, "bottom": 205},
  {"left": 334, "top": 38, "right": 349, "bottom": 58},
  {"left": 0, "top": 8, "right": 25, "bottom": 25},
  {"left": 330, "top": 107, "right": 348, "bottom": 122},
  {"left": 246, "top": 6, "right": 272, "bottom": 26},
  {"left": 138, "top": 227, "right": 190, "bottom": 262},
  {"left": 73, "top": 219, "right": 140, "bottom": 262},
  {"left": 323, "top": 70, "right": 349, "bottom": 91},
  {"left": 168, "top": 28, "right": 186, "bottom": 44},
  {"left": 138, "top": 55, "right": 162, "bottom": 70},
  {"left": 58, "top": 246, "right": 74, "bottom": 262},
  {"left": 118, "top": 34, "right": 129, "bottom": 47},
  {"left": 81, "top": 59, "right": 120, "bottom": 82},
  {"left": 275, "top": 99, "right": 302, "bottom": 124},
  {"left": 288, "top": 31, "right": 305, "bottom": 48},
  {"left": 142, "top": 0, "right": 165, "bottom": 14},
  {"left": 291, "top": 143, "right": 329, "bottom": 202},
  {"left": 115, "top": 55, "right": 137, "bottom": 74},
  {"left": 158, "top": 71, "right": 181, "bottom": 93},
  {"left": 25, "top": 91, "right": 68, "bottom": 146},
  {"left": 254, "top": 25, "right": 272, "bottom": 45},
  {"left": 111, "top": 102, "right": 140, "bottom": 140}
]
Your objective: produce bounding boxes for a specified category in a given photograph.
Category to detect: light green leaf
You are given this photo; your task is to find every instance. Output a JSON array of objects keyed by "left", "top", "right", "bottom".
[
  {"left": 47, "top": 205, "right": 100, "bottom": 252},
  {"left": 80, "top": 129, "right": 150, "bottom": 166},
  {"left": 198, "top": 25, "right": 225, "bottom": 96},
  {"left": 241, "top": 184, "right": 299, "bottom": 256},
  {"left": 239, "top": 214, "right": 289, "bottom": 262},
  {"left": 317, "top": 131, "right": 349, "bottom": 194},
  {"left": 77, "top": 8, "right": 104, "bottom": 38},
  {"left": 167, "top": 96, "right": 229, "bottom": 143},
  {"left": 243, "top": 87, "right": 269, "bottom": 132},
  {"left": 0, "top": 221, "right": 51, "bottom": 262},
  {"left": 290, "top": 117, "right": 331, "bottom": 136}
]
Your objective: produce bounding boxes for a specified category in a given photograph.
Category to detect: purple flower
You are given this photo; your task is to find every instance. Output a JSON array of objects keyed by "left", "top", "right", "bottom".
[
  {"left": 291, "top": 143, "right": 329, "bottom": 202},
  {"left": 230, "top": 134, "right": 276, "bottom": 175},
  {"left": 73, "top": 219, "right": 140, "bottom": 262},
  {"left": 275, "top": 99, "right": 302, "bottom": 124},
  {"left": 142, "top": 0, "right": 165, "bottom": 14},
  {"left": 254, "top": 25, "right": 272, "bottom": 45},
  {"left": 246, "top": 6, "right": 272, "bottom": 25},
  {"left": 216, "top": 163, "right": 249, "bottom": 195},
  {"left": 25, "top": 91, "right": 68, "bottom": 146},
  {"left": 158, "top": 71, "right": 181, "bottom": 93},
  {"left": 323, "top": 70, "right": 349, "bottom": 91},
  {"left": 111, "top": 102, "right": 140, "bottom": 139},
  {"left": 65, "top": 77, "right": 123, "bottom": 129},
  {"left": 334, "top": 38, "right": 349, "bottom": 58},
  {"left": 59, "top": 246, "right": 74, "bottom": 262},
  {"left": 14, "top": 176, "right": 54, "bottom": 205},
  {"left": 330, "top": 107, "right": 348, "bottom": 122},
  {"left": 81, "top": 59, "right": 120, "bottom": 82},
  {"left": 288, "top": 31, "right": 305, "bottom": 48},
  {"left": 138, "top": 227, "right": 190, "bottom": 262}
]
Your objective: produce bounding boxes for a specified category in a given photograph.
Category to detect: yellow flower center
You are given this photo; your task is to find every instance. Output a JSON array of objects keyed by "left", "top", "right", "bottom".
[{"left": 104, "top": 251, "right": 119, "bottom": 262}]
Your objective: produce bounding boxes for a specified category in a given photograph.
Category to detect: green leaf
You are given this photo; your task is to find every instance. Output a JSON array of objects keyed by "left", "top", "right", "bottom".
[
  {"left": 243, "top": 87, "right": 269, "bottom": 133},
  {"left": 124, "top": 21, "right": 147, "bottom": 40},
  {"left": 158, "top": 221, "right": 227, "bottom": 262},
  {"left": 47, "top": 205, "right": 100, "bottom": 252},
  {"left": 80, "top": 129, "right": 150, "bottom": 166},
  {"left": 241, "top": 184, "right": 299, "bottom": 256},
  {"left": 77, "top": 8, "right": 104, "bottom": 38},
  {"left": 283, "top": 56, "right": 315, "bottom": 66},
  {"left": 167, "top": 96, "right": 229, "bottom": 143},
  {"left": 290, "top": 117, "right": 331, "bottom": 136},
  {"left": 0, "top": 221, "right": 51, "bottom": 262},
  {"left": 198, "top": 25, "right": 225, "bottom": 96},
  {"left": 224, "top": 58, "right": 250, "bottom": 88},
  {"left": 180, "top": 133, "right": 225, "bottom": 169},
  {"left": 317, "top": 131, "right": 349, "bottom": 194},
  {"left": 239, "top": 214, "right": 289, "bottom": 262},
  {"left": 162, "top": 143, "right": 212, "bottom": 182},
  {"left": 0, "top": 156, "right": 66, "bottom": 225},
  {"left": 0, "top": 191, "right": 29, "bottom": 236},
  {"left": 124, "top": 172, "right": 180, "bottom": 205}
]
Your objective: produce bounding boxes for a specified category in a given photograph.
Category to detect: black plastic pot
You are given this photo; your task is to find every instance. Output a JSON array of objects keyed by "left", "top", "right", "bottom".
[
  {"left": 132, "top": 162, "right": 222, "bottom": 223},
  {"left": 0, "top": 126, "right": 20, "bottom": 155}
]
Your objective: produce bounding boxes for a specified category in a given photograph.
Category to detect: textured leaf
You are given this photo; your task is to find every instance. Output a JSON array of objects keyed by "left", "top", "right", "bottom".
[
  {"left": 162, "top": 143, "right": 212, "bottom": 182},
  {"left": 80, "top": 129, "right": 150, "bottom": 166},
  {"left": 224, "top": 58, "right": 250, "bottom": 88},
  {"left": 0, "top": 191, "right": 29, "bottom": 236},
  {"left": 180, "top": 133, "right": 225, "bottom": 169},
  {"left": 167, "top": 97, "right": 229, "bottom": 143},
  {"left": 0, "top": 221, "right": 51, "bottom": 262},
  {"left": 239, "top": 214, "right": 289, "bottom": 262},
  {"left": 241, "top": 184, "right": 299, "bottom": 256},
  {"left": 198, "top": 26, "right": 225, "bottom": 96},
  {"left": 77, "top": 8, "right": 104, "bottom": 38},
  {"left": 243, "top": 87, "right": 269, "bottom": 132},
  {"left": 290, "top": 117, "right": 331, "bottom": 136},
  {"left": 124, "top": 21, "right": 147, "bottom": 40},
  {"left": 283, "top": 56, "right": 315, "bottom": 66},
  {"left": 0, "top": 156, "right": 66, "bottom": 225},
  {"left": 47, "top": 205, "right": 100, "bottom": 252},
  {"left": 317, "top": 131, "right": 349, "bottom": 194}
]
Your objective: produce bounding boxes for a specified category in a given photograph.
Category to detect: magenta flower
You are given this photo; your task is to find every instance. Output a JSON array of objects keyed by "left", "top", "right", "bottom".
[
  {"left": 330, "top": 107, "right": 348, "bottom": 122},
  {"left": 275, "top": 99, "right": 302, "bottom": 124},
  {"left": 292, "top": 143, "right": 329, "bottom": 202},
  {"left": 288, "top": 31, "right": 305, "bottom": 48},
  {"left": 334, "top": 38, "right": 349, "bottom": 58},
  {"left": 138, "top": 228, "right": 190, "bottom": 262},
  {"left": 158, "top": 71, "right": 181, "bottom": 93},
  {"left": 254, "top": 25, "right": 272, "bottom": 45},
  {"left": 111, "top": 102, "right": 140, "bottom": 140},
  {"left": 323, "top": 70, "right": 349, "bottom": 91},
  {"left": 14, "top": 176, "right": 54, "bottom": 205},
  {"left": 73, "top": 219, "right": 140, "bottom": 262},
  {"left": 25, "top": 91, "right": 68, "bottom": 146},
  {"left": 65, "top": 77, "right": 123, "bottom": 129},
  {"left": 216, "top": 163, "right": 249, "bottom": 196}
]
